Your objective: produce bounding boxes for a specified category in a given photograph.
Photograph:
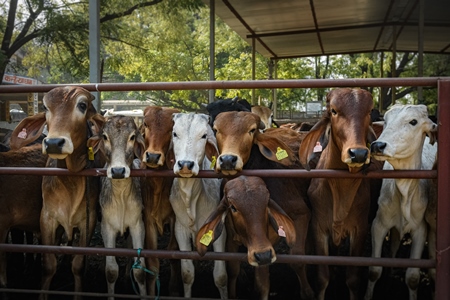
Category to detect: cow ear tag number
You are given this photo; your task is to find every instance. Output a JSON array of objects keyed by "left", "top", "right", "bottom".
[
  {"left": 88, "top": 147, "right": 95, "bottom": 161},
  {"left": 276, "top": 147, "right": 288, "bottom": 160},
  {"left": 210, "top": 156, "right": 216, "bottom": 169},
  {"left": 313, "top": 142, "right": 322, "bottom": 153},
  {"left": 200, "top": 230, "right": 213, "bottom": 246}
]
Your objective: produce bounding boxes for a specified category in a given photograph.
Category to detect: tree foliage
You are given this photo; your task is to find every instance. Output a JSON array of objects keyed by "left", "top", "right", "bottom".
[{"left": 1, "top": 0, "right": 448, "bottom": 115}]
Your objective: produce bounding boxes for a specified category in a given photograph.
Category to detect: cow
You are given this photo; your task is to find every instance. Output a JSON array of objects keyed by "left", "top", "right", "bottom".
[
  {"left": 364, "top": 104, "right": 438, "bottom": 300},
  {"left": 0, "top": 144, "right": 46, "bottom": 294},
  {"left": 251, "top": 104, "right": 279, "bottom": 131},
  {"left": 210, "top": 110, "right": 314, "bottom": 300},
  {"left": 196, "top": 175, "right": 297, "bottom": 300},
  {"left": 139, "top": 105, "right": 182, "bottom": 296},
  {"left": 9, "top": 86, "right": 105, "bottom": 300},
  {"left": 87, "top": 115, "right": 147, "bottom": 299},
  {"left": 169, "top": 112, "right": 228, "bottom": 298},
  {"left": 205, "top": 96, "right": 251, "bottom": 126},
  {"left": 298, "top": 88, "right": 380, "bottom": 300}
]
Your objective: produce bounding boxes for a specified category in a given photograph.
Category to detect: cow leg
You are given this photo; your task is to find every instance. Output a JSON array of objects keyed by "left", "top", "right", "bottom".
[
  {"left": 129, "top": 218, "right": 147, "bottom": 298},
  {"left": 225, "top": 240, "right": 240, "bottom": 299},
  {"left": 166, "top": 217, "right": 182, "bottom": 296},
  {"left": 0, "top": 229, "right": 8, "bottom": 289},
  {"left": 364, "top": 207, "right": 393, "bottom": 300},
  {"left": 347, "top": 223, "right": 368, "bottom": 300},
  {"left": 39, "top": 214, "right": 59, "bottom": 300},
  {"left": 212, "top": 231, "right": 228, "bottom": 299},
  {"left": 101, "top": 221, "right": 119, "bottom": 300},
  {"left": 427, "top": 224, "right": 436, "bottom": 299},
  {"left": 312, "top": 219, "right": 330, "bottom": 300},
  {"left": 405, "top": 222, "right": 427, "bottom": 300},
  {"left": 290, "top": 215, "right": 315, "bottom": 300},
  {"left": 143, "top": 218, "right": 159, "bottom": 296},
  {"left": 254, "top": 265, "right": 270, "bottom": 300},
  {"left": 174, "top": 222, "right": 194, "bottom": 297}
]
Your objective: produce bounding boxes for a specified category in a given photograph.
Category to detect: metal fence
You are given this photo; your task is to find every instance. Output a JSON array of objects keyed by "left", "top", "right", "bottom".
[{"left": 1, "top": 77, "right": 449, "bottom": 299}]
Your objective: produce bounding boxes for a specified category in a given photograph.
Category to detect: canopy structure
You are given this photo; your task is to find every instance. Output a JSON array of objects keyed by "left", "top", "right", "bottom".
[{"left": 202, "top": 0, "right": 450, "bottom": 59}]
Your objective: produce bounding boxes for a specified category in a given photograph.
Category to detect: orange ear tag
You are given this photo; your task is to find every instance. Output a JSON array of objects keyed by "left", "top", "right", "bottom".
[
  {"left": 313, "top": 142, "right": 322, "bottom": 153},
  {"left": 278, "top": 226, "right": 286, "bottom": 237},
  {"left": 200, "top": 230, "right": 213, "bottom": 246},
  {"left": 276, "top": 147, "right": 288, "bottom": 160}
]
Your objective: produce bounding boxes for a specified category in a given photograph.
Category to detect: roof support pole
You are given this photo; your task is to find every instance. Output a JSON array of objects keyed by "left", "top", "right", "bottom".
[
  {"left": 379, "top": 51, "right": 384, "bottom": 112},
  {"left": 251, "top": 37, "right": 256, "bottom": 105},
  {"left": 391, "top": 25, "right": 397, "bottom": 105},
  {"left": 269, "top": 59, "right": 278, "bottom": 119},
  {"left": 436, "top": 79, "right": 450, "bottom": 300},
  {"left": 208, "top": 0, "right": 215, "bottom": 103},
  {"left": 417, "top": 0, "right": 424, "bottom": 104},
  {"left": 89, "top": 0, "right": 101, "bottom": 111}
]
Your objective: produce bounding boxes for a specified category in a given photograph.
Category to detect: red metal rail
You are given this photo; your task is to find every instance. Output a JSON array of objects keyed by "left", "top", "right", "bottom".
[{"left": 1, "top": 77, "right": 449, "bottom": 299}]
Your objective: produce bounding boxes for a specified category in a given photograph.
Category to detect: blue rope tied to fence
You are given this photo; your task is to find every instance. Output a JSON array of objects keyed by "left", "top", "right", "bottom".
[{"left": 130, "top": 248, "right": 160, "bottom": 300}]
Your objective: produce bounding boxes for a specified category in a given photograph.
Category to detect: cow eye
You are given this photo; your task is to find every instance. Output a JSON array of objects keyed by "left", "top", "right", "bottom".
[
  {"left": 201, "top": 134, "right": 207, "bottom": 139},
  {"left": 130, "top": 135, "right": 135, "bottom": 141},
  {"left": 331, "top": 108, "right": 337, "bottom": 115},
  {"left": 409, "top": 119, "right": 418, "bottom": 126},
  {"left": 42, "top": 104, "right": 48, "bottom": 112},
  {"left": 78, "top": 102, "right": 87, "bottom": 113},
  {"left": 143, "top": 122, "right": 148, "bottom": 128},
  {"left": 249, "top": 128, "right": 256, "bottom": 135},
  {"left": 230, "top": 205, "right": 237, "bottom": 213},
  {"left": 173, "top": 132, "right": 178, "bottom": 138},
  {"left": 102, "top": 134, "right": 108, "bottom": 141}
]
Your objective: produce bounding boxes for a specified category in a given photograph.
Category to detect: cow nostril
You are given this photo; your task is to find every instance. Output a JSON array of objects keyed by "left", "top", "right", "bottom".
[
  {"left": 220, "top": 155, "right": 238, "bottom": 170},
  {"left": 371, "top": 141, "right": 386, "bottom": 154},
  {"left": 178, "top": 160, "right": 194, "bottom": 170},
  {"left": 348, "top": 148, "right": 368, "bottom": 163},
  {"left": 146, "top": 152, "right": 161, "bottom": 164},
  {"left": 254, "top": 250, "right": 272, "bottom": 266},
  {"left": 111, "top": 167, "right": 126, "bottom": 179},
  {"left": 44, "top": 138, "right": 66, "bottom": 153}
]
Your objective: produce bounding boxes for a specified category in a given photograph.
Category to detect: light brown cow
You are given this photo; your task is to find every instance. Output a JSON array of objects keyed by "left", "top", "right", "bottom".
[
  {"left": 0, "top": 144, "right": 46, "bottom": 291},
  {"left": 196, "top": 175, "right": 296, "bottom": 300},
  {"left": 10, "top": 86, "right": 105, "bottom": 300},
  {"left": 299, "top": 88, "right": 380, "bottom": 300},
  {"left": 251, "top": 105, "right": 275, "bottom": 131},
  {"left": 139, "top": 106, "right": 182, "bottom": 296},
  {"left": 210, "top": 111, "right": 314, "bottom": 300}
]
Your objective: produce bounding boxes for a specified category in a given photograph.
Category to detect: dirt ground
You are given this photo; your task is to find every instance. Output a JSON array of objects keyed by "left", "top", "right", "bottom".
[{"left": 3, "top": 224, "right": 434, "bottom": 300}]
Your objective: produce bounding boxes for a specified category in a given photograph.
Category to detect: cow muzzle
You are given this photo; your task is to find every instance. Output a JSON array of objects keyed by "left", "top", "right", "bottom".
[
  {"left": 144, "top": 151, "right": 163, "bottom": 167},
  {"left": 109, "top": 167, "right": 127, "bottom": 179},
  {"left": 43, "top": 137, "right": 72, "bottom": 159},
  {"left": 176, "top": 160, "right": 196, "bottom": 177},
  {"left": 217, "top": 154, "right": 240, "bottom": 175},
  {"left": 343, "top": 147, "right": 370, "bottom": 167},
  {"left": 249, "top": 249, "right": 276, "bottom": 266}
]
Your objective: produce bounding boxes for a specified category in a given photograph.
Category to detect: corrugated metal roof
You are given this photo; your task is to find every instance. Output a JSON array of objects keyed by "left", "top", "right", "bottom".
[{"left": 203, "top": 0, "right": 450, "bottom": 59}]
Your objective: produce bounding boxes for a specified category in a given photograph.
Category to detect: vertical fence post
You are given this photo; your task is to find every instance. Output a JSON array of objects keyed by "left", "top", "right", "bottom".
[{"left": 436, "top": 79, "right": 450, "bottom": 300}]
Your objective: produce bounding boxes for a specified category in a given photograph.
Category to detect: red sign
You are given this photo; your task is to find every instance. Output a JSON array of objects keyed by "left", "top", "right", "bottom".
[{"left": 2, "top": 74, "right": 36, "bottom": 85}]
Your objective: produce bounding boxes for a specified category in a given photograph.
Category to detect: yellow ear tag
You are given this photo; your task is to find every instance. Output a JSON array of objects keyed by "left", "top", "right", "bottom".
[
  {"left": 367, "top": 142, "right": 371, "bottom": 149},
  {"left": 200, "top": 230, "right": 213, "bottom": 246},
  {"left": 276, "top": 147, "right": 288, "bottom": 160},
  {"left": 210, "top": 156, "right": 216, "bottom": 169},
  {"left": 88, "top": 147, "right": 95, "bottom": 161}
]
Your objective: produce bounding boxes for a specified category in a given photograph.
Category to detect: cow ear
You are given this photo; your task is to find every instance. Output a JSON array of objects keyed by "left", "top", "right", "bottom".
[
  {"left": 427, "top": 122, "right": 438, "bottom": 145},
  {"left": 89, "top": 113, "right": 105, "bottom": 136},
  {"left": 298, "top": 118, "right": 330, "bottom": 170},
  {"left": 195, "top": 198, "right": 228, "bottom": 256},
  {"left": 10, "top": 112, "right": 47, "bottom": 150},
  {"left": 205, "top": 126, "right": 219, "bottom": 165},
  {"left": 87, "top": 134, "right": 103, "bottom": 154},
  {"left": 254, "top": 132, "right": 297, "bottom": 166},
  {"left": 134, "top": 131, "right": 146, "bottom": 160},
  {"left": 372, "top": 121, "right": 384, "bottom": 139},
  {"left": 267, "top": 199, "right": 296, "bottom": 248}
]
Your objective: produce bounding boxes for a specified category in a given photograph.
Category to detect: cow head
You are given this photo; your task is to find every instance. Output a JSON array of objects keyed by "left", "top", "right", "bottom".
[
  {"left": 10, "top": 86, "right": 105, "bottom": 172},
  {"left": 87, "top": 115, "right": 145, "bottom": 179},
  {"left": 196, "top": 176, "right": 296, "bottom": 266},
  {"left": 171, "top": 113, "right": 218, "bottom": 177},
  {"left": 299, "top": 88, "right": 375, "bottom": 173},
  {"left": 141, "top": 106, "right": 180, "bottom": 169},
  {"left": 251, "top": 105, "right": 274, "bottom": 131},
  {"left": 213, "top": 111, "right": 297, "bottom": 175},
  {"left": 206, "top": 96, "right": 252, "bottom": 126},
  {"left": 371, "top": 104, "right": 437, "bottom": 166}
]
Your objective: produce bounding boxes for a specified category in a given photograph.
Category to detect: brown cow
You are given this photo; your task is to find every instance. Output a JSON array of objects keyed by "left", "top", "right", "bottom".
[
  {"left": 251, "top": 105, "right": 275, "bottom": 131},
  {"left": 209, "top": 111, "right": 314, "bottom": 300},
  {"left": 299, "top": 88, "right": 380, "bottom": 300},
  {"left": 0, "top": 144, "right": 46, "bottom": 291},
  {"left": 196, "top": 175, "right": 296, "bottom": 300},
  {"left": 139, "top": 106, "right": 182, "bottom": 296},
  {"left": 10, "top": 86, "right": 105, "bottom": 300}
]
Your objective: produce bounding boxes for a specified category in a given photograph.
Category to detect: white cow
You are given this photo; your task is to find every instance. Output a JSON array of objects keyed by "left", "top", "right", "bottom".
[
  {"left": 364, "top": 104, "right": 437, "bottom": 300},
  {"left": 169, "top": 113, "right": 228, "bottom": 298},
  {"left": 88, "top": 115, "right": 147, "bottom": 299}
]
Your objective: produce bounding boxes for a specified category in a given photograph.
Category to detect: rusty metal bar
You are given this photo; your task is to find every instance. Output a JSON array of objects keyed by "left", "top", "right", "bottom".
[
  {"left": 0, "top": 78, "right": 441, "bottom": 94},
  {"left": 0, "top": 244, "right": 435, "bottom": 269},
  {"left": 0, "top": 167, "right": 437, "bottom": 179},
  {"left": 436, "top": 79, "right": 450, "bottom": 300}
]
